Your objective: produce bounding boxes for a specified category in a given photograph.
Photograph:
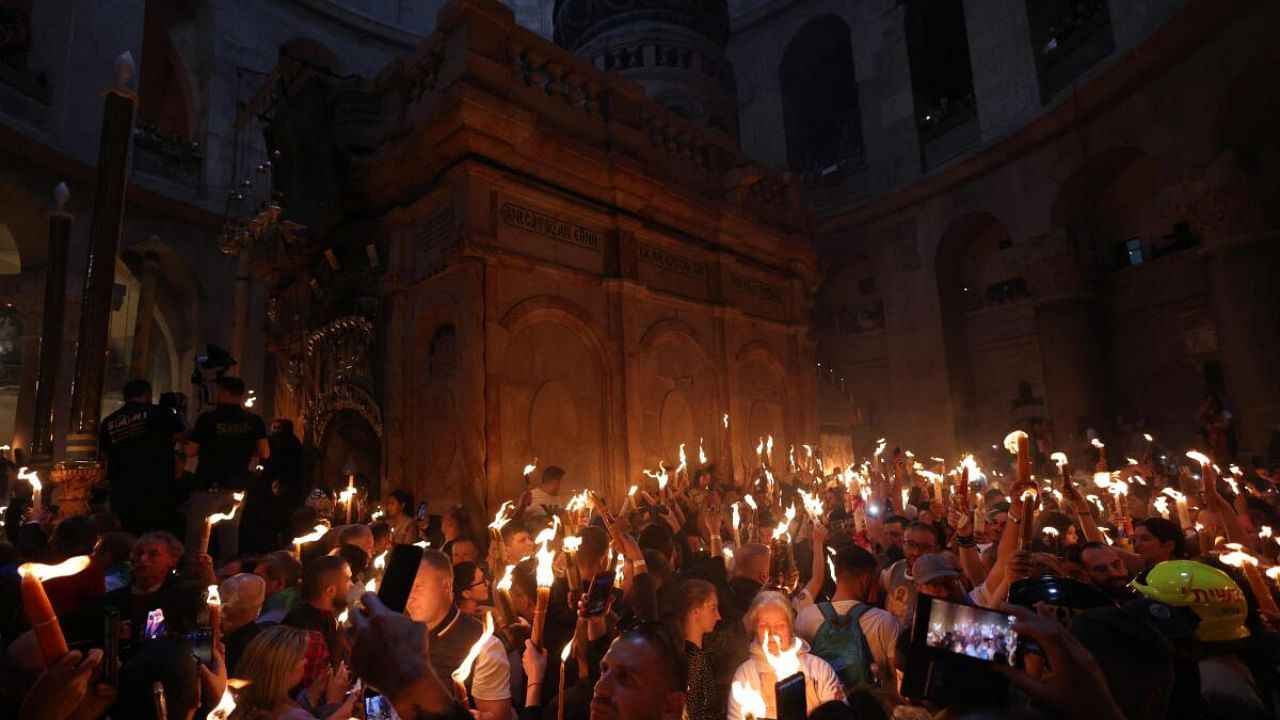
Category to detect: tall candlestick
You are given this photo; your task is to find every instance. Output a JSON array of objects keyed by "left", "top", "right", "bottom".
[
  {"left": 30, "top": 182, "right": 72, "bottom": 463},
  {"left": 18, "top": 556, "right": 91, "bottom": 666}
]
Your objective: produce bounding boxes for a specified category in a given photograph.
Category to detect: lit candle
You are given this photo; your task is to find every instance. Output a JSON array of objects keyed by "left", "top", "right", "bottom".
[
  {"left": 207, "top": 686, "right": 237, "bottom": 720},
  {"left": 292, "top": 523, "right": 328, "bottom": 561},
  {"left": 207, "top": 585, "right": 222, "bottom": 652},
  {"left": 531, "top": 522, "right": 557, "bottom": 649},
  {"left": 18, "top": 467, "right": 42, "bottom": 514},
  {"left": 488, "top": 500, "right": 515, "bottom": 564},
  {"left": 1018, "top": 488, "right": 1038, "bottom": 550},
  {"left": 1162, "top": 488, "right": 1191, "bottom": 530},
  {"left": 557, "top": 639, "right": 574, "bottom": 720},
  {"left": 494, "top": 564, "right": 518, "bottom": 627},
  {"left": 201, "top": 492, "right": 246, "bottom": 555},
  {"left": 18, "top": 556, "right": 91, "bottom": 666},
  {"left": 451, "top": 612, "right": 495, "bottom": 705},
  {"left": 732, "top": 680, "right": 767, "bottom": 720},
  {"left": 1219, "top": 545, "right": 1280, "bottom": 616},
  {"left": 563, "top": 535, "right": 582, "bottom": 593}
]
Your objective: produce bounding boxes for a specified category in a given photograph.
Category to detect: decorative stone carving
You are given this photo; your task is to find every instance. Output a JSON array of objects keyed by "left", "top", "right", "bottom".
[{"left": 303, "top": 314, "right": 383, "bottom": 443}]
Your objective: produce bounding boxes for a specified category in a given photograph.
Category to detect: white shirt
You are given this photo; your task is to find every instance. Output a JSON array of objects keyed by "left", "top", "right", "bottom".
[
  {"left": 794, "top": 600, "right": 901, "bottom": 679},
  {"left": 525, "top": 487, "right": 561, "bottom": 527},
  {"left": 470, "top": 636, "right": 512, "bottom": 701}
]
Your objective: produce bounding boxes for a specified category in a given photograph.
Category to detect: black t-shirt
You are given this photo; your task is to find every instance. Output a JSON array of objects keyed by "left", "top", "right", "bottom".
[
  {"left": 99, "top": 402, "right": 183, "bottom": 499},
  {"left": 190, "top": 404, "right": 267, "bottom": 490}
]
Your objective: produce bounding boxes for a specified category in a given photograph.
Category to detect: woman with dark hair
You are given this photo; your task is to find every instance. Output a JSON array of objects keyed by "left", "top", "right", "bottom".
[
  {"left": 383, "top": 489, "right": 419, "bottom": 545},
  {"left": 1133, "top": 517, "right": 1185, "bottom": 565},
  {"left": 440, "top": 504, "right": 473, "bottom": 558},
  {"left": 679, "top": 579, "right": 722, "bottom": 720}
]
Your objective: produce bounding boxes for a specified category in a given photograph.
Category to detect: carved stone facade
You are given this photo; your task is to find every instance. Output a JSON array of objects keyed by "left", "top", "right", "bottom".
[{"left": 266, "top": 0, "right": 817, "bottom": 508}]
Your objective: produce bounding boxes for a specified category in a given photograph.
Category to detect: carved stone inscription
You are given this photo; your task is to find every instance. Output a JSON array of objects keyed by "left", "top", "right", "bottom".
[
  {"left": 731, "top": 273, "right": 783, "bottom": 303},
  {"left": 410, "top": 209, "right": 456, "bottom": 284},
  {"left": 500, "top": 202, "right": 601, "bottom": 251},
  {"left": 638, "top": 243, "right": 707, "bottom": 280}
]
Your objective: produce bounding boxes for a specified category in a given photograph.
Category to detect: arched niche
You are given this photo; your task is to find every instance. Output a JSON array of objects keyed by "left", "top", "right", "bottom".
[
  {"left": 1051, "top": 148, "right": 1173, "bottom": 269},
  {"left": 636, "top": 320, "right": 719, "bottom": 466},
  {"left": 315, "top": 407, "right": 382, "bottom": 494},
  {"left": 498, "top": 298, "right": 609, "bottom": 497},
  {"left": 780, "top": 16, "right": 864, "bottom": 178},
  {"left": 735, "top": 341, "right": 788, "bottom": 466},
  {"left": 421, "top": 323, "right": 460, "bottom": 485}
]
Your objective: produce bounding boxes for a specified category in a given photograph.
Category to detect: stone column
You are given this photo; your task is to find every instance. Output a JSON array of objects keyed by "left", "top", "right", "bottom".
[
  {"left": 127, "top": 241, "right": 161, "bottom": 381},
  {"left": 10, "top": 333, "right": 40, "bottom": 452},
  {"left": 29, "top": 183, "right": 72, "bottom": 464},
  {"left": 59, "top": 53, "right": 138, "bottom": 517}
]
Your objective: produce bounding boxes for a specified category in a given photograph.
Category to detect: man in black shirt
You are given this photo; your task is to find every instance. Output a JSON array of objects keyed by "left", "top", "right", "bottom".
[
  {"left": 183, "top": 377, "right": 268, "bottom": 562},
  {"left": 100, "top": 380, "right": 184, "bottom": 536}
]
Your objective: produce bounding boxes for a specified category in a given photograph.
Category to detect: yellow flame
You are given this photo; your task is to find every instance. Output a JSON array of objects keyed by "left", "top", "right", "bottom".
[
  {"left": 1003, "top": 430, "right": 1028, "bottom": 455},
  {"left": 208, "top": 492, "right": 247, "bottom": 525},
  {"left": 772, "top": 504, "right": 797, "bottom": 542},
  {"left": 370, "top": 510, "right": 384, "bottom": 521},
  {"left": 374, "top": 550, "right": 388, "bottom": 571},
  {"left": 560, "top": 638, "right": 574, "bottom": 662},
  {"left": 523, "top": 461, "right": 537, "bottom": 476},
  {"left": 563, "top": 535, "right": 582, "bottom": 553},
  {"left": 1109, "top": 478, "right": 1129, "bottom": 497},
  {"left": 761, "top": 633, "right": 802, "bottom": 679},
  {"left": 723, "top": 413, "right": 730, "bottom": 429},
  {"left": 534, "top": 520, "right": 558, "bottom": 588},
  {"left": 364, "top": 577, "right": 377, "bottom": 593},
  {"left": 676, "top": 444, "right": 688, "bottom": 476},
  {"left": 1161, "top": 488, "right": 1185, "bottom": 501},
  {"left": 1049, "top": 452, "right": 1068, "bottom": 468},
  {"left": 628, "top": 485, "right": 638, "bottom": 497},
  {"left": 755, "top": 437, "right": 765, "bottom": 458},
  {"left": 826, "top": 556, "right": 836, "bottom": 584},
  {"left": 291, "top": 524, "right": 328, "bottom": 545},
  {"left": 489, "top": 501, "right": 516, "bottom": 531},
  {"left": 1219, "top": 545, "right": 1258, "bottom": 568},
  {"left": 1266, "top": 567, "right": 1280, "bottom": 583},
  {"left": 874, "top": 439, "right": 887, "bottom": 457},
  {"left": 743, "top": 494, "right": 757, "bottom": 511},
  {"left": 207, "top": 585, "right": 221, "bottom": 607},
  {"left": 1154, "top": 496, "right": 1170, "bottom": 518},
  {"left": 18, "top": 555, "right": 91, "bottom": 581},
  {"left": 1042, "top": 526, "right": 1059, "bottom": 538},
  {"left": 1143, "top": 433, "right": 1154, "bottom": 443},
  {"left": 1261, "top": 526, "right": 1273, "bottom": 539},
  {"left": 496, "top": 564, "right": 515, "bottom": 592},
  {"left": 732, "top": 503, "right": 741, "bottom": 533},
  {"left": 17, "top": 466, "right": 40, "bottom": 492},
  {"left": 338, "top": 608, "right": 349, "bottom": 624},
  {"left": 1126, "top": 458, "right": 1139, "bottom": 466},
  {"left": 766, "top": 435, "right": 774, "bottom": 460},
  {"left": 732, "top": 681, "right": 767, "bottom": 719},
  {"left": 207, "top": 687, "right": 237, "bottom": 720},
  {"left": 1093, "top": 472, "right": 1112, "bottom": 489},
  {"left": 699, "top": 438, "right": 707, "bottom": 465},
  {"left": 1091, "top": 438, "right": 1105, "bottom": 449},
  {"left": 451, "top": 612, "right": 496, "bottom": 685},
  {"left": 1186, "top": 450, "right": 1212, "bottom": 467}
]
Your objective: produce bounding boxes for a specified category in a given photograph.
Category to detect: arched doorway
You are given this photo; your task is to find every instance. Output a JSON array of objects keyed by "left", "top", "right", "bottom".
[
  {"left": 315, "top": 408, "right": 382, "bottom": 495},
  {"left": 780, "top": 16, "right": 865, "bottom": 180}
]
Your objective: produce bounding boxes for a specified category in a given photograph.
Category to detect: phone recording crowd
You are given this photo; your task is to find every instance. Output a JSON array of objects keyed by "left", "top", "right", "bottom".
[{"left": 3, "top": 405, "right": 1280, "bottom": 720}]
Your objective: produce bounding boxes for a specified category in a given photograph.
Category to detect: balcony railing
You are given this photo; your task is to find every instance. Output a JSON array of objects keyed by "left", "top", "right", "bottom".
[{"left": 133, "top": 124, "right": 204, "bottom": 188}]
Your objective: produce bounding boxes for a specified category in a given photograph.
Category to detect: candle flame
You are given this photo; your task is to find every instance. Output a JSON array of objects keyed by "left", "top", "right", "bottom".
[
  {"left": 1143, "top": 433, "right": 1154, "bottom": 443},
  {"left": 732, "top": 502, "right": 741, "bottom": 533},
  {"left": 18, "top": 555, "right": 91, "bottom": 581},
  {"left": 732, "top": 681, "right": 767, "bottom": 720},
  {"left": 496, "top": 564, "right": 515, "bottom": 592},
  {"left": 772, "top": 504, "right": 797, "bottom": 542},
  {"left": 1050, "top": 452, "right": 1068, "bottom": 468},
  {"left": 1093, "top": 472, "right": 1112, "bottom": 489},
  {"left": 1126, "top": 458, "right": 1139, "bottom": 466},
  {"left": 743, "top": 494, "right": 757, "bottom": 511},
  {"left": 206, "top": 585, "right": 221, "bottom": 607},
  {"left": 1003, "top": 430, "right": 1028, "bottom": 455},
  {"left": 371, "top": 510, "right": 384, "bottom": 521},
  {"left": 766, "top": 435, "right": 774, "bottom": 461},
  {"left": 1261, "top": 526, "right": 1273, "bottom": 539},
  {"left": 1154, "top": 496, "right": 1170, "bottom": 519},
  {"left": 563, "top": 535, "right": 582, "bottom": 553},
  {"left": 1090, "top": 438, "right": 1105, "bottom": 449},
  {"left": 755, "top": 437, "right": 765, "bottom": 459},
  {"left": 1186, "top": 450, "right": 1212, "bottom": 466},
  {"left": 723, "top": 413, "right": 730, "bottom": 429},
  {"left": 17, "top": 466, "right": 40, "bottom": 492},
  {"left": 874, "top": 439, "right": 887, "bottom": 457},
  {"left": 1042, "top": 526, "right": 1059, "bottom": 538},
  {"left": 676, "top": 444, "right": 688, "bottom": 476},
  {"left": 628, "top": 485, "right": 638, "bottom": 497},
  {"left": 1266, "top": 567, "right": 1280, "bottom": 583},
  {"left": 489, "top": 501, "right": 516, "bottom": 531},
  {"left": 523, "top": 461, "right": 538, "bottom": 476},
  {"left": 338, "top": 608, "right": 349, "bottom": 625},
  {"left": 364, "top": 577, "right": 378, "bottom": 593},
  {"left": 761, "top": 633, "right": 802, "bottom": 679},
  {"left": 534, "top": 520, "right": 559, "bottom": 588},
  {"left": 826, "top": 556, "right": 836, "bottom": 584},
  {"left": 291, "top": 524, "right": 328, "bottom": 545},
  {"left": 797, "top": 489, "right": 824, "bottom": 521},
  {"left": 698, "top": 438, "right": 707, "bottom": 465},
  {"left": 373, "top": 550, "right": 388, "bottom": 571},
  {"left": 451, "top": 612, "right": 496, "bottom": 686},
  {"left": 560, "top": 638, "right": 574, "bottom": 662},
  {"left": 207, "top": 492, "right": 247, "bottom": 525},
  {"left": 1161, "top": 488, "right": 1185, "bottom": 501},
  {"left": 1219, "top": 545, "right": 1258, "bottom": 568},
  {"left": 1019, "top": 487, "right": 1038, "bottom": 502},
  {"left": 207, "top": 687, "right": 237, "bottom": 720}
]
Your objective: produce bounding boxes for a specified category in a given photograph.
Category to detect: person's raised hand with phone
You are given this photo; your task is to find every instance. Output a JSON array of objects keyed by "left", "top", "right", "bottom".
[{"left": 994, "top": 605, "right": 1126, "bottom": 720}]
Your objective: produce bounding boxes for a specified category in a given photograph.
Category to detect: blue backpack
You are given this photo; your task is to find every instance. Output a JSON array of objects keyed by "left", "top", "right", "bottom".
[{"left": 809, "top": 602, "right": 875, "bottom": 690}]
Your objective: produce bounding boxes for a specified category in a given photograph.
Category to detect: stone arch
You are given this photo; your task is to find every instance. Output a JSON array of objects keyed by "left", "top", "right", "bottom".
[
  {"left": 780, "top": 15, "right": 864, "bottom": 176},
  {"left": 903, "top": 0, "right": 975, "bottom": 131},
  {"left": 734, "top": 340, "right": 789, "bottom": 465},
  {"left": 935, "top": 211, "right": 1015, "bottom": 445},
  {"left": 1212, "top": 47, "right": 1280, "bottom": 231},
  {"left": 636, "top": 319, "right": 720, "bottom": 466},
  {"left": 315, "top": 407, "right": 382, "bottom": 495},
  {"left": 139, "top": 0, "right": 214, "bottom": 141},
  {"left": 497, "top": 296, "right": 612, "bottom": 496},
  {"left": 1050, "top": 148, "right": 1171, "bottom": 269}
]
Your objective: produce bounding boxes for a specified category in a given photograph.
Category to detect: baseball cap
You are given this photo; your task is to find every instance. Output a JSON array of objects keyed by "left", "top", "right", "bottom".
[{"left": 912, "top": 553, "right": 959, "bottom": 584}]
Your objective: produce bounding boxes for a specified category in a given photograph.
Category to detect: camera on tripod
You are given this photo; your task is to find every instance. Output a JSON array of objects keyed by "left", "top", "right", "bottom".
[{"left": 191, "top": 344, "right": 237, "bottom": 409}]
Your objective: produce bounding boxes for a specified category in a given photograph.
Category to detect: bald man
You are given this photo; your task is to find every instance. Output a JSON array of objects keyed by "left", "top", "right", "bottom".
[{"left": 220, "top": 573, "right": 265, "bottom": 672}]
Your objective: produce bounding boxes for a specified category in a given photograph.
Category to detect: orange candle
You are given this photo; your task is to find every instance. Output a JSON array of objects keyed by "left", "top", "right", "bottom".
[{"left": 18, "top": 556, "right": 91, "bottom": 666}]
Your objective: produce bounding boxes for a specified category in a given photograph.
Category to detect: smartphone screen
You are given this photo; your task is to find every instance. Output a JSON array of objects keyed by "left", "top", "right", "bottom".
[
  {"left": 775, "top": 671, "right": 807, "bottom": 720},
  {"left": 582, "top": 570, "right": 617, "bottom": 616},
  {"left": 416, "top": 501, "right": 429, "bottom": 522},
  {"left": 187, "top": 628, "right": 214, "bottom": 665},
  {"left": 145, "top": 609, "right": 166, "bottom": 640},
  {"left": 378, "top": 543, "right": 425, "bottom": 613},
  {"left": 365, "top": 692, "right": 394, "bottom": 720},
  {"left": 921, "top": 597, "right": 1019, "bottom": 666}
]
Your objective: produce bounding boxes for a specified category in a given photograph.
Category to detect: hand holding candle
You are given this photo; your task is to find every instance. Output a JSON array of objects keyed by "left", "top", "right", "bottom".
[
  {"left": 19, "top": 556, "right": 91, "bottom": 667},
  {"left": 451, "top": 611, "right": 495, "bottom": 705},
  {"left": 18, "top": 467, "right": 42, "bottom": 514},
  {"left": 201, "top": 491, "right": 245, "bottom": 555},
  {"left": 531, "top": 522, "right": 557, "bottom": 649},
  {"left": 292, "top": 523, "right": 328, "bottom": 560}
]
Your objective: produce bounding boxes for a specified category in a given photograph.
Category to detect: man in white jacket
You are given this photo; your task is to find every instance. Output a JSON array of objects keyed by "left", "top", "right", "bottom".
[{"left": 727, "top": 591, "right": 845, "bottom": 720}]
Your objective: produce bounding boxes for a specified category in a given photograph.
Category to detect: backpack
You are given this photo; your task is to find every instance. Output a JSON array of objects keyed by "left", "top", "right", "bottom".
[{"left": 809, "top": 601, "right": 875, "bottom": 690}]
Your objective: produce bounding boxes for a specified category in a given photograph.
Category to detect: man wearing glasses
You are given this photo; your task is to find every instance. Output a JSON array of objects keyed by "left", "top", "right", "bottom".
[{"left": 880, "top": 522, "right": 942, "bottom": 625}]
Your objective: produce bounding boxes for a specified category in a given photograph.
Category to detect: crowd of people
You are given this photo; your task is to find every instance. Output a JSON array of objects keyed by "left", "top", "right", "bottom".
[{"left": 2, "top": 375, "right": 1279, "bottom": 720}]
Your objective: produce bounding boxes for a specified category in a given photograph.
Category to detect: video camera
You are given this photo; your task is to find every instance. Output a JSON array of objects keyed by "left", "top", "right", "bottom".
[{"left": 191, "top": 344, "right": 238, "bottom": 410}]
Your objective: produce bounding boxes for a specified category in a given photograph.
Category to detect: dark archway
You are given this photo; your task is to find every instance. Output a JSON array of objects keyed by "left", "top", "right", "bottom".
[
  {"left": 315, "top": 408, "right": 382, "bottom": 496},
  {"left": 780, "top": 16, "right": 864, "bottom": 179},
  {"left": 904, "top": 0, "right": 976, "bottom": 166},
  {"left": 1052, "top": 148, "right": 1172, "bottom": 270}
]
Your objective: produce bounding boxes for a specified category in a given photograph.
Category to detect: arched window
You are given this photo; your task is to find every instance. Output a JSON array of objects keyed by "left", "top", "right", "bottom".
[
  {"left": 429, "top": 325, "right": 456, "bottom": 382},
  {"left": 903, "top": 0, "right": 977, "bottom": 168},
  {"left": 780, "top": 16, "right": 865, "bottom": 181},
  {"left": 1025, "top": 0, "right": 1114, "bottom": 102}
]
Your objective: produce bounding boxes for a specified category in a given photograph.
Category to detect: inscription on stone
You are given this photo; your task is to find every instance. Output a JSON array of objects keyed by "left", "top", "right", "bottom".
[
  {"left": 638, "top": 243, "right": 707, "bottom": 280},
  {"left": 731, "top": 273, "right": 783, "bottom": 303},
  {"left": 500, "top": 202, "right": 600, "bottom": 251},
  {"left": 410, "top": 208, "right": 456, "bottom": 284}
]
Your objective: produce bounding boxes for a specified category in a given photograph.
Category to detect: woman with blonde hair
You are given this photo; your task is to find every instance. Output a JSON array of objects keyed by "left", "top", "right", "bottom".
[
  {"left": 726, "top": 590, "right": 844, "bottom": 720},
  {"left": 230, "top": 626, "right": 358, "bottom": 720}
]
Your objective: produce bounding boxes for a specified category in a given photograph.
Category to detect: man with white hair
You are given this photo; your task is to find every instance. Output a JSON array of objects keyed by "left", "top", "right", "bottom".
[{"left": 220, "top": 572, "right": 265, "bottom": 672}]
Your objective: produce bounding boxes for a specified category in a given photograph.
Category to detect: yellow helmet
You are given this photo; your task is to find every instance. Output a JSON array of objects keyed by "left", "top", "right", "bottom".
[{"left": 1129, "top": 560, "right": 1249, "bottom": 642}]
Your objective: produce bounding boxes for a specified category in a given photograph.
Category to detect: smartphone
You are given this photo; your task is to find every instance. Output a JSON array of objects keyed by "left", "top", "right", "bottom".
[
  {"left": 775, "top": 671, "right": 807, "bottom": 720},
  {"left": 365, "top": 691, "right": 394, "bottom": 720},
  {"left": 102, "top": 608, "right": 120, "bottom": 685},
  {"left": 416, "top": 501, "right": 429, "bottom": 522},
  {"left": 582, "top": 570, "right": 617, "bottom": 617},
  {"left": 145, "top": 608, "right": 166, "bottom": 640},
  {"left": 918, "top": 596, "right": 1020, "bottom": 667},
  {"left": 378, "top": 543, "right": 425, "bottom": 613},
  {"left": 188, "top": 628, "right": 214, "bottom": 665}
]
